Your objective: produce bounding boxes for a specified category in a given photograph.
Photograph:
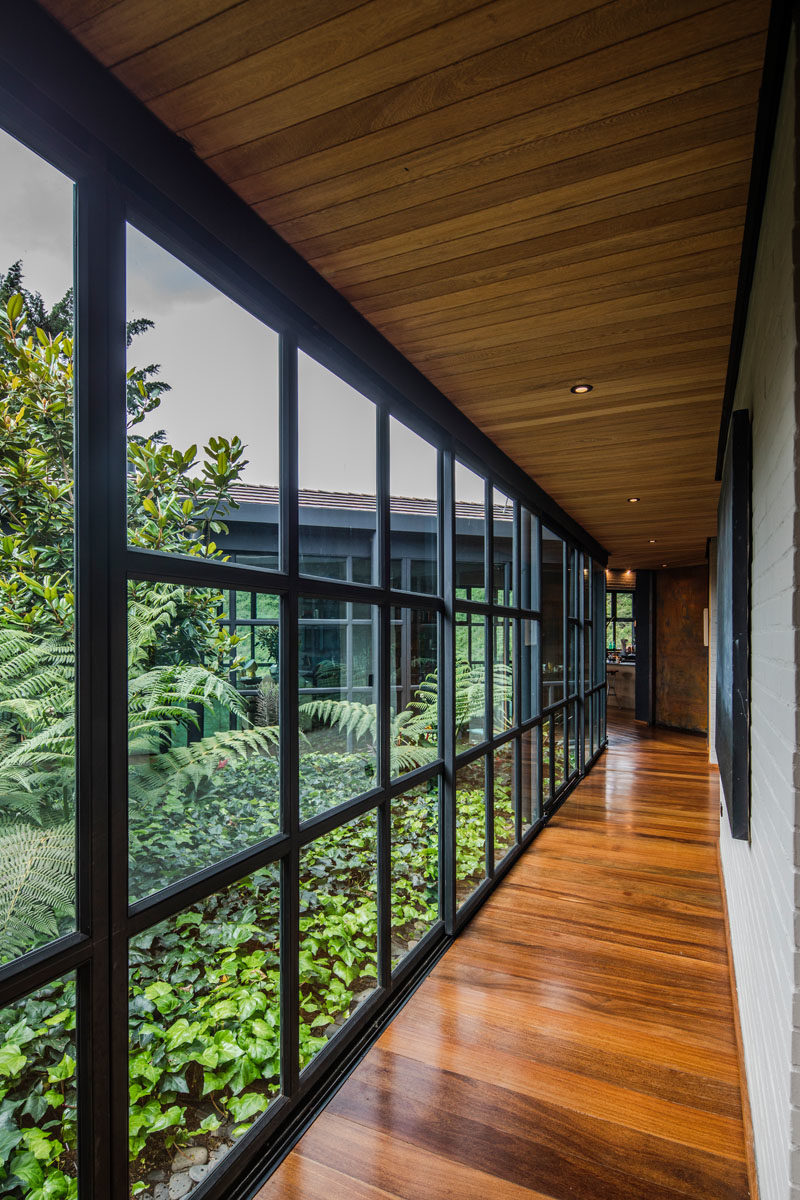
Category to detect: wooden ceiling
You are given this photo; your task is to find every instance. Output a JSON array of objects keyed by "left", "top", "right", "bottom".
[{"left": 40, "top": 0, "right": 770, "bottom": 567}]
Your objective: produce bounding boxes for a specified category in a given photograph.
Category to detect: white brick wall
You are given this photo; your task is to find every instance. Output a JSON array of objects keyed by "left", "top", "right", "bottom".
[
  {"left": 719, "top": 32, "right": 800, "bottom": 1200},
  {"left": 709, "top": 537, "right": 718, "bottom": 766}
]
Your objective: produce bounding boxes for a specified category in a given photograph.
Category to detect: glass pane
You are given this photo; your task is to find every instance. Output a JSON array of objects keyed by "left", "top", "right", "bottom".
[
  {"left": 493, "top": 617, "right": 514, "bottom": 734},
  {"left": 299, "top": 600, "right": 378, "bottom": 819},
  {"left": 390, "top": 418, "right": 437, "bottom": 595},
  {"left": 493, "top": 743, "right": 516, "bottom": 865},
  {"left": 129, "top": 865, "right": 279, "bottom": 1194},
  {"left": 568, "top": 702, "right": 578, "bottom": 778},
  {"left": 521, "top": 619, "right": 541, "bottom": 722},
  {"left": 606, "top": 592, "right": 613, "bottom": 618},
  {"left": 391, "top": 608, "right": 438, "bottom": 776},
  {"left": 568, "top": 623, "right": 578, "bottom": 695},
  {"left": 542, "top": 527, "right": 564, "bottom": 706},
  {"left": 543, "top": 717, "right": 553, "bottom": 806},
  {"left": 583, "top": 557, "right": 591, "bottom": 618},
  {"left": 492, "top": 489, "right": 514, "bottom": 606},
  {"left": 584, "top": 623, "right": 592, "bottom": 690},
  {"left": 593, "top": 566, "right": 606, "bottom": 685},
  {"left": 614, "top": 621, "right": 634, "bottom": 653},
  {"left": 568, "top": 548, "right": 579, "bottom": 618},
  {"left": 126, "top": 226, "right": 279, "bottom": 568},
  {"left": 455, "top": 612, "right": 486, "bottom": 752},
  {"left": 299, "top": 811, "right": 377, "bottom": 1068},
  {"left": 455, "top": 462, "right": 485, "bottom": 600},
  {"left": 616, "top": 592, "right": 633, "bottom": 618},
  {"left": 554, "top": 708, "right": 565, "bottom": 792},
  {"left": 0, "top": 974, "right": 77, "bottom": 1200},
  {"left": 391, "top": 778, "right": 440, "bottom": 970},
  {"left": 128, "top": 583, "right": 280, "bottom": 901},
  {"left": 0, "top": 132, "right": 76, "bottom": 964},
  {"left": 456, "top": 757, "right": 486, "bottom": 908},
  {"left": 521, "top": 727, "right": 541, "bottom": 830},
  {"left": 298, "top": 352, "right": 376, "bottom": 583},
  {"left": 520, "top": 507, "right": 539, "bottom": 611}
]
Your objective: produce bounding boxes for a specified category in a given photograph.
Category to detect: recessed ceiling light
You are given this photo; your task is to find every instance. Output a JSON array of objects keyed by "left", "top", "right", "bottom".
[
  {"left": 662, "top": 562, "right": 668, "bottom": 568},
  {"left": 627, "top": 496, "right": 640, "bottom": 503},
  {"left": 649, "top": 538, "right": 656, "bottom": 543},
  {"left": 570, "top": 383, "right": 593, "bottom": 394}
]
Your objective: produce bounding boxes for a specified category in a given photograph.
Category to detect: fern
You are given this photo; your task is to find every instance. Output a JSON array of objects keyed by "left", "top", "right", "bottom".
[
  {"left": 0, "top": 820, "right": 74, "bottom": 964},
  {"left": 301, "top": 671, "right": 440, "bottom": 775},
  {"left": 301, "top": 660, "right": 513, "bottom": 773},
  {"left": 130, "top": 726, "right": 279, "bottom": 802}
]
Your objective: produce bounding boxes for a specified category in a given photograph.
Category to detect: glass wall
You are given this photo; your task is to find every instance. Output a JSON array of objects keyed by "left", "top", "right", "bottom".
[
  {"left": 0, "top": 113, "right": 607, "bottom": 1200},
  {"left": 0, "top": 132, "right": 76, "bottom": 967}
]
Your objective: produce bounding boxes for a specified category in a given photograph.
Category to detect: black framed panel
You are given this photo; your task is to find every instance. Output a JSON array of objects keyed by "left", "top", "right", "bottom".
[{"left": 0, "top": 33, "right": 609, "bottom": 1200}]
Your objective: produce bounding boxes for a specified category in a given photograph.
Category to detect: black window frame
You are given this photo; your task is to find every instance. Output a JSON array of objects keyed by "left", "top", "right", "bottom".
[{"left": 0, "top": 18, "right": 609, "bottom": 1199}]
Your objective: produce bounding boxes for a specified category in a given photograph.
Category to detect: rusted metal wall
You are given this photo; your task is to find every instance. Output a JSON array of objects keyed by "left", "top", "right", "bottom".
[{"left": 655, "top": 564, "right": 709, "bottom": 733}]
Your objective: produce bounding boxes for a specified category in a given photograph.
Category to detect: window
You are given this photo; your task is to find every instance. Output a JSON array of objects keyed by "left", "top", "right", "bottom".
[
  {"left": 0, "top": 107, "right": 607, "bottom": 1200},
  {"left": 0, "top": 131, "right": 76, "bottom": 966},
  {"left": 606, "top": 589, "right": 635, "bottom": 653},
  {"left": 299, "top": 352, "right": 376, "bottom": 583}
]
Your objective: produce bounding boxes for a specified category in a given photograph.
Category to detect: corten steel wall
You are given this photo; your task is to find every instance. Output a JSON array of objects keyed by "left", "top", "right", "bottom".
[
  {"left": 719, "top": 30, "right": 799, "bottom": 1200},
  {"left": 654, "top": 565, "right": 709, "bottom": 733}
]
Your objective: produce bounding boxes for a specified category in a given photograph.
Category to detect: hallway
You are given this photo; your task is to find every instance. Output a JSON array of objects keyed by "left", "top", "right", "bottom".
[{"left": 259, "top": 715, "right": 751, "bottom": 1200}]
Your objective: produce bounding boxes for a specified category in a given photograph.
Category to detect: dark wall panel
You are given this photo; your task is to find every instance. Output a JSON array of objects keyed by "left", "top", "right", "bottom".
[
  {"left": 634, "top": 571, "right": 654, "bottom": 724},
  {"left": 655, "top": 565, "right": 709, "bottom": 734}
]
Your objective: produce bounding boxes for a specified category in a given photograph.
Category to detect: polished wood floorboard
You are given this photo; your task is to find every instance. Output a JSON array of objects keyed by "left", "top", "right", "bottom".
[{"left": 257, "top": 714, "right": 748, "bottom": 1200}]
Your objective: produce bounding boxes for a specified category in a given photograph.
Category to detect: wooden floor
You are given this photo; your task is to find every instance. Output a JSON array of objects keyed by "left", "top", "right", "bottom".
[{"left": 257, "top": 712, "right": 750, "bottom": 1200}]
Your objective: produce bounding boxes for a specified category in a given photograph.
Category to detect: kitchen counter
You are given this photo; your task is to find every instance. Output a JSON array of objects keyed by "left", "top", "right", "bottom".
[{"left": 607, "top": 662, "right": 635, "bottom": 711}]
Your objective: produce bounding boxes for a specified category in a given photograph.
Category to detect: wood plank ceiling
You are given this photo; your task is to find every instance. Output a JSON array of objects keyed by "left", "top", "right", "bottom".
[{"left": 39, "top": 0, "right": 770, "bottom": 567}]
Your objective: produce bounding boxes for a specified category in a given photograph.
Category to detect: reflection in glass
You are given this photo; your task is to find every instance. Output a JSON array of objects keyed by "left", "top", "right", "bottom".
[
  {"left": 521, "top": 727, "right": 541, "bottom": 830},
  {"left": 494, "top": 743, "right": 516, "bottom": 864},
  {"left": 0, "top": 975, "right": 77, "bottom": 1200},
  {"left": 521, "top": 619, "right": 541, "bottom": 722},
  {"left": 129, "top": 867, "right": 280, "bottom": 1194},
  {"left": 0, "top": 133, "right": 76, "bottom": 964},
  {"left": 568, "top": 701, "right": 578, "bottom": 778},
  {"left": 520, "top": 507, "right": 539, "bottom": 611},
  {"left": 455, "top": 612, "right": 486, "bottom": 751},
  {"left": 568, "top": 547, "right": 579, "bottom": 618},
  {"left": 568, "top": 623, "right": 579, "bottom": 695},
  {"left": 584, "top": 622, "right": 592, "bottom": 691},
  {"left": 298, "top": 352, "right": 376, "bottom": 583},
  {"left": 298, "top": 600, "right": 378, "bottom": 818},
  {"left": 593, "top": 565, "right": 606, "bottom": 683},
  {"left": 492, "top": 488, "right": 514, "bottom": 605},
  {"left": 391, "top": 608, "right": 438, "bottom": 775},
  {"left": 554, "top": 708, "right": 565, "bottom": 792},
  {"left": 542, "top": 527, "right": 564, "bottom": 705},
  {"left": 299, "top": 812, "right": 377, "bottom": 1068},
  {"left": 128, "top": 583, "right": 280, "bottom": 901},
  {"left": 391, "top": 779, "right": 440, "bottom": 969},
  {"left": 390, "top": 418, "right": 437, "bottom": 594},
  {"left": 584, "top": 557, "right": 592, "bottom": 620},
  {"left": 456, "top": 757, "right": 487, "bottom": 907},
  {"left": 455, "top": 461, "right": 485, "bottom": 600},
  {"left": 126, "top": 225, "right": 279, "bottom": 567},
  {"left": 493, "top": 617, "right": 514, "bottom": 734},
  {"left": 543, "top": 717, "right": 553, "bottom": 806}
]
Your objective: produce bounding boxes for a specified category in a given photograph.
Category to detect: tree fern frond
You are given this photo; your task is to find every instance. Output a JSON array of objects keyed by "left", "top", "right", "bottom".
[{"left": 0, "top": 820, "right": 74, "bottom": 963}]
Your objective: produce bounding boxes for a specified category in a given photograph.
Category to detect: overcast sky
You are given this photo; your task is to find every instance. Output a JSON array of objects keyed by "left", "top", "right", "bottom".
[{"left": 0, "top": 126, "right": 483, "bottom": 503}]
